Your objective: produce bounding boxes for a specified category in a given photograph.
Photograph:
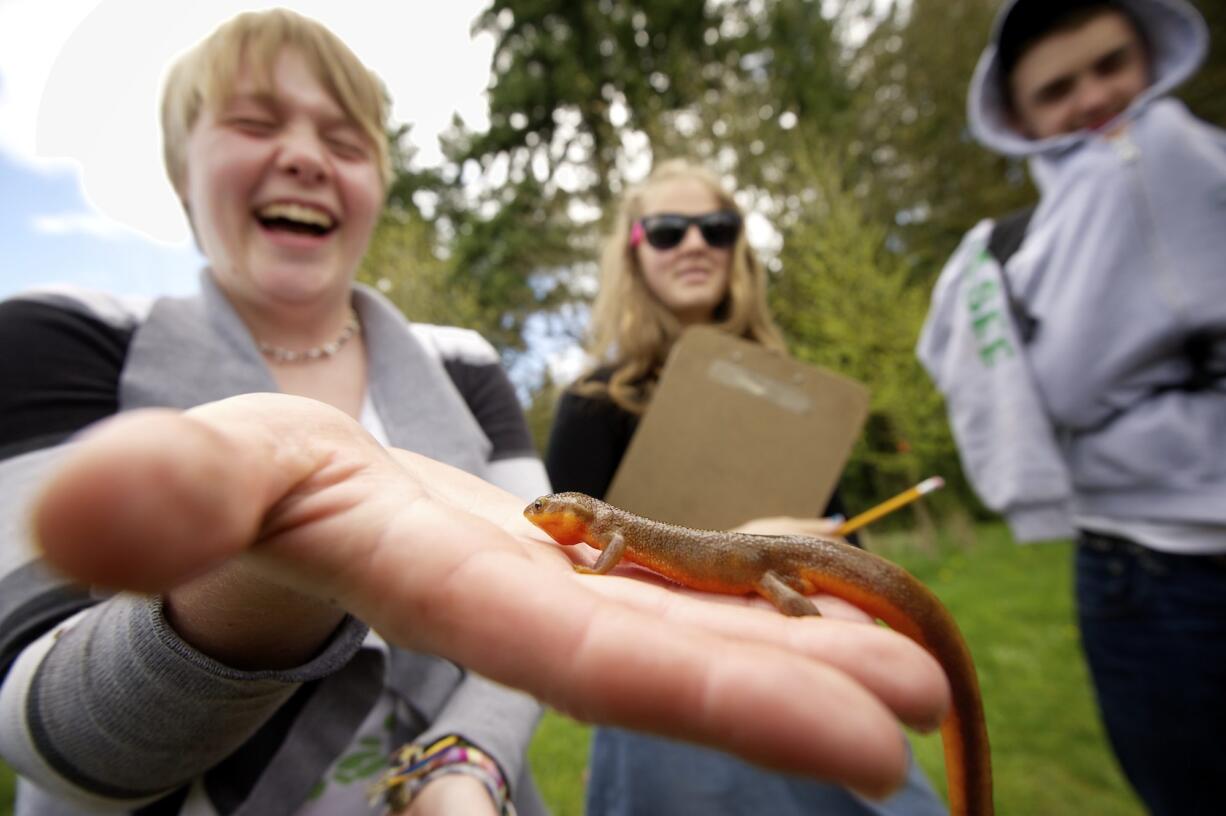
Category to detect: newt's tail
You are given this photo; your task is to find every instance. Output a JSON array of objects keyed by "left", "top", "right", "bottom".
[{"left": 797, "top": 563, "right": 993, "bottom": 816}]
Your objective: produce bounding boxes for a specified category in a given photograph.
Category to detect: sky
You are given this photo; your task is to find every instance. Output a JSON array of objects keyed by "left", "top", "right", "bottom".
[
  {"left": 0, "top": 0, "right": 495, "bottom": 299},
  {"left": 0, "top": 0, "right": 892, "bottom": 389}
]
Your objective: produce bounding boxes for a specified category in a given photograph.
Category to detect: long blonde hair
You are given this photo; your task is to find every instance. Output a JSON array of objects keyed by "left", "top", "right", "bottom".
[{"left": 579, "top": 159, "right": 786, "bottom": 414}]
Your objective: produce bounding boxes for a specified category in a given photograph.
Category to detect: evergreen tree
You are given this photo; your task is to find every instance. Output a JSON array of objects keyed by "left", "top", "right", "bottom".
[{"left": 769, "top": 139, "right": 966, "bottom": 513}]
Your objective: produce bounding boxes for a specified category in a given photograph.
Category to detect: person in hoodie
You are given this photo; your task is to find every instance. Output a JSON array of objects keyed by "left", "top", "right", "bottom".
[{"left": 917, "top": 1, "right": 1225, "bottom": 813}]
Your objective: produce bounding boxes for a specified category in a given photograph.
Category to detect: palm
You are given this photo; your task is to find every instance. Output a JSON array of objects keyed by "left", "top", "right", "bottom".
[{"left": 34, "top": 393, "right": 948, "bottom": 797}]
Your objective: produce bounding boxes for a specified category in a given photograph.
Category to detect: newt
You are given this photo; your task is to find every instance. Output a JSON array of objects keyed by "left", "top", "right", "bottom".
[{"left": 524, "top": 492, "right": 993, "bottom": 816}]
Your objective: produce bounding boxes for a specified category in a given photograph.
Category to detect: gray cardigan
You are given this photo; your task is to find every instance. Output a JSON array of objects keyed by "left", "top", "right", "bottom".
[{"left": 0, "top": 273, "right": 548, "bottom": 814}]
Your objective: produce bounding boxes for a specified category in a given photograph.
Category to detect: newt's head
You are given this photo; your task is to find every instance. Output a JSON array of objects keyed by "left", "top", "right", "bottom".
[{"left": 523, "top": 493, "right": 597, "bottom": 546}]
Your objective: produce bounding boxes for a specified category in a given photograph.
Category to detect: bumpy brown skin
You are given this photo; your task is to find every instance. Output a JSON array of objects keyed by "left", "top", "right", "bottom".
[{"left": 524, "top": 492, "right": 993, "bottom": 816}]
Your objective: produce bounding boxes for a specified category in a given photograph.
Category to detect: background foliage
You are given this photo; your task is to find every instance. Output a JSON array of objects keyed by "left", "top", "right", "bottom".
[{"left": 367, "top": 0, "right": 1223, "bottom": 514}]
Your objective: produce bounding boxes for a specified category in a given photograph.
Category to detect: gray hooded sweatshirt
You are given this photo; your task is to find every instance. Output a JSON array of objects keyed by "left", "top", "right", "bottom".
[{"left": 917, "top": 0, "right": 1226, "bottom": 547}]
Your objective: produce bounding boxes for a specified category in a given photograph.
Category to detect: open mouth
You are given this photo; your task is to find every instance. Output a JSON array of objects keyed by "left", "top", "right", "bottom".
[
  {"left": 254, "top": 202, "right": 337, "bottom": 237},
  {"left": 676, "top": 268, "right": 712, "bottom": 282}
]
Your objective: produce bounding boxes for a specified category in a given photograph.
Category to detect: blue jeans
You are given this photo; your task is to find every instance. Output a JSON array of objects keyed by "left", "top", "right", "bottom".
[
  {"left": 1076, "top": 531, "right": 1226, "bottom": 816},
  {"left": 584, "top": 727, "right": 947, "bottom": 816}
]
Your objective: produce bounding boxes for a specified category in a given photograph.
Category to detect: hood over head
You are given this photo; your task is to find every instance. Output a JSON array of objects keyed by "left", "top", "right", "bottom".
[{"left": 967, "top": 0, "right": 1207, "bottom": 157}]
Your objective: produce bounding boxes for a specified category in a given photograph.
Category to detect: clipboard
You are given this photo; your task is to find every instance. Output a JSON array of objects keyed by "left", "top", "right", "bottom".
[{"left": 605, "top": 326, "right": 870, "bottom": 530}]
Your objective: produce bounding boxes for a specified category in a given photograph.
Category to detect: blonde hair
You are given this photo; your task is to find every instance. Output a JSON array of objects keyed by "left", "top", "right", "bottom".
[
  {"left": 581, "top": 159, "right": 786, "bottom": 414},
  {"left": 161, "top": 8, "right": 392, "bottom": 200}
]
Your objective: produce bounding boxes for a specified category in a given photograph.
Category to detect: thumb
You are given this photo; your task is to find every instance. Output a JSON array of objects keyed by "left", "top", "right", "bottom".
[{"left": 31, "top": 396, "right": 328, "bottom": 592}]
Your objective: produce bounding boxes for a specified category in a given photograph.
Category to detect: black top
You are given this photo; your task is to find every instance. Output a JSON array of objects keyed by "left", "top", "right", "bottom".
[
  {"left": 0, "top": 299, "right": 131, "bottom": 460},
  {"left": 0, "top": 297, "right": 532, "bottom": 466},
  {"left": 544, "top": 384, "right": 639, "bottom": 500},
  {"left": 545, "top": 369, "right": 856, "bottom": 542}
]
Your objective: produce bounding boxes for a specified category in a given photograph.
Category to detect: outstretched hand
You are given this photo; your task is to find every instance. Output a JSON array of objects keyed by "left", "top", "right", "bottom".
[{"left": 31, "top": 393, "right": 948, "bottom": 799}]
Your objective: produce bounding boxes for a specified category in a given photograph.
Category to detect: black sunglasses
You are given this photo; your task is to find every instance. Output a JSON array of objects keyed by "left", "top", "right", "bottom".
[{"left": 631, "top": 211, "right": 743, "bottom": 250}]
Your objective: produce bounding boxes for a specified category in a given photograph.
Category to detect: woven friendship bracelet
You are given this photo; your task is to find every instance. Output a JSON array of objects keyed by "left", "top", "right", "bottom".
[{"left": 372, "top": 734, "right": 515, "bottom": 815}]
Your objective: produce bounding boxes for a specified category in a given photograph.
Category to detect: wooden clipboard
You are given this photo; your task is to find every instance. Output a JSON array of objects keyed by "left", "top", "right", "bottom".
[{"left": 605, "top": 326, "right": 870, "bottom": 530}]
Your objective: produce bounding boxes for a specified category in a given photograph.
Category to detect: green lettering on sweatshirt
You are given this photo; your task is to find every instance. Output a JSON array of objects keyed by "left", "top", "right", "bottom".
[{"left": 965, "top": 249, "right": 1015, "bottom": 367}]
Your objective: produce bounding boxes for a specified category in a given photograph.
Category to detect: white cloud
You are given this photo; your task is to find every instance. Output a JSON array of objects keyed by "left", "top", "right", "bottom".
[
  {"left": 32, "top": 211, "right": 136, "bottom": 239},
  {"left": 3, "top": 0, "right": 494, "bottom": 245},
  {"left": 546, "top": 342, "right": 590, "bottom": 385},
  {"left": 0, "top": 0, "right": 100, "bottom": 157}
]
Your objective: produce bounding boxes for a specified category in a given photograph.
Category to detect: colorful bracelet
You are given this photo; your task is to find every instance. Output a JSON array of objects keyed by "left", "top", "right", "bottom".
[{"left": 372, "top": 734, "right": 515, "bottom": 815}]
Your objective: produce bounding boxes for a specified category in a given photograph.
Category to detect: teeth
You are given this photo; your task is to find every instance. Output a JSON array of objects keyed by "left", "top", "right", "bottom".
[{"left": 256, "top": 202, "right": 335, "bottom": 229}]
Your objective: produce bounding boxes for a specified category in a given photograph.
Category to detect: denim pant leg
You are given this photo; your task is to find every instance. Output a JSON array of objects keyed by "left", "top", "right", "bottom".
[
  {"left": 1075, "top": 532, "right": 1226, "bottom": 816},
  {"left": 584, "top": 727, "right": 947, "bottom": 816}
]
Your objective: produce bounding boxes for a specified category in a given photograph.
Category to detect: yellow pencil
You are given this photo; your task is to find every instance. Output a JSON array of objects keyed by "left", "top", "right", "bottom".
[{"left": 834, "top": 476, "right": 945, "bottom": 536}]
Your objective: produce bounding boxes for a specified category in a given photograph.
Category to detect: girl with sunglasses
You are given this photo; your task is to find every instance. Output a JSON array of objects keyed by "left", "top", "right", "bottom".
[{"left": 544, "top": 160, "right": 946, "bottom": 816}]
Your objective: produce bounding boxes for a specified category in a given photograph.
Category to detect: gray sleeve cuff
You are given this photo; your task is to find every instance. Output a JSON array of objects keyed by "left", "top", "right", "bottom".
[
  {"left": 143, "top": 595, "right": 369, "bottom": 682},
  {"left": 26, "top": 594, "right": 368, "bottom": 799},
  {"left": 1007, "top": 504, "right": 1076, "bottom": 543}
]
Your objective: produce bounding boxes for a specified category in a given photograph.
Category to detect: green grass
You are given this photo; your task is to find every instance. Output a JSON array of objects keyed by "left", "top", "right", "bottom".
[
  {"left": 527, "top": 708, "right": 593, "bottom": 815},
  {"left": 0, "top": 523, "right": 1142, "bottom": 815},
  {"left": 876, "top": 523, "right": 1142, "bottom": 815}
]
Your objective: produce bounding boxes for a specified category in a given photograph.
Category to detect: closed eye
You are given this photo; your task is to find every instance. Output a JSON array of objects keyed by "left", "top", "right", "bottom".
[
  {"left": 1034, "top": 77, "right": 1074, "bottom": 107},
  {"left": 1094, "top": 45, "right": 1134, "bottom": 78},
  {"left": 327, "top": 137, "right": 369, "bottom": 160},
  {"left": 227, "top": 117, "right": 277, "bottom": 135}
]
